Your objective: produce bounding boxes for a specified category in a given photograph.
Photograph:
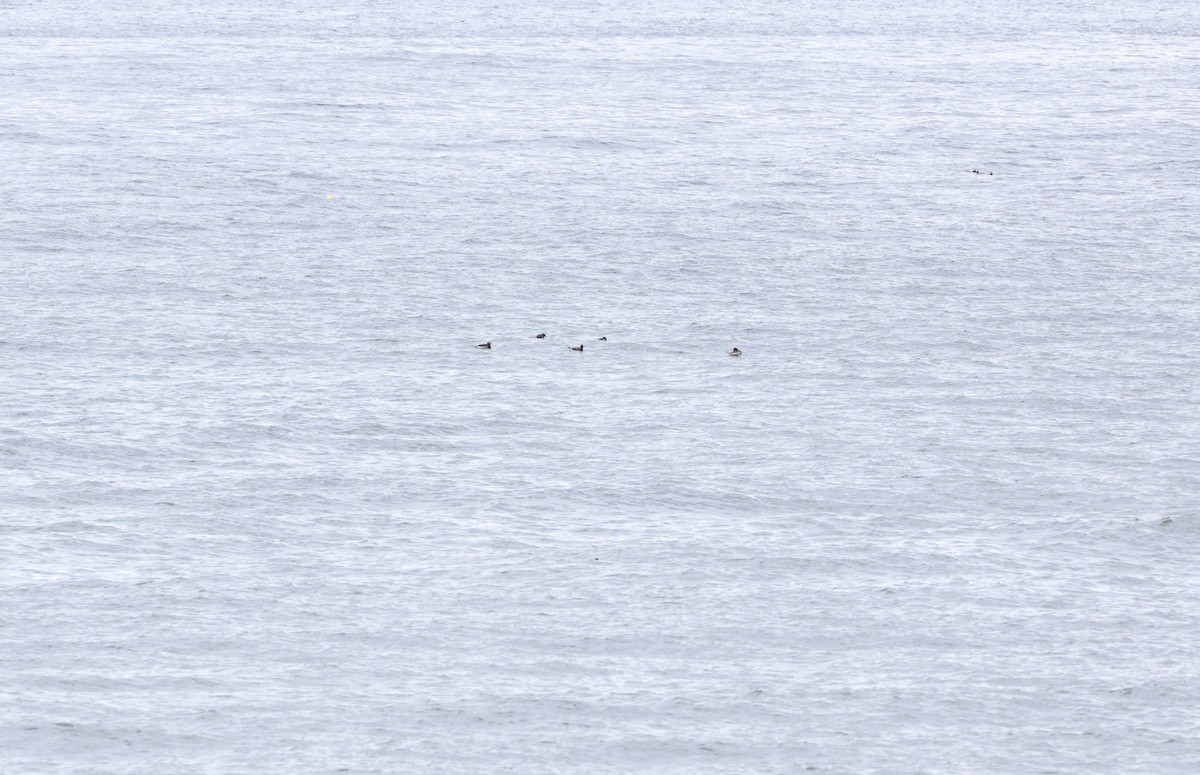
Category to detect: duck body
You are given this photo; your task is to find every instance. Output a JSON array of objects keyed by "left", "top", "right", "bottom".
[
  {"left": 535, "top": 333, "right": 546, "bottom": 339},
  {"left": 477, "top": 341, "right": 492, "bottom": 349},
  {"left": 729, "top": 347, "right": 741, "bottom": 356},
  {"left": 569, "top": 345, "right": 584, "bottom": 352}
]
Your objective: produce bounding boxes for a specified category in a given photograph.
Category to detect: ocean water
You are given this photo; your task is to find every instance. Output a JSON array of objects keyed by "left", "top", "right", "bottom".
[{"left": 2, "top": 1, "right": 1199, "bottom": 772}]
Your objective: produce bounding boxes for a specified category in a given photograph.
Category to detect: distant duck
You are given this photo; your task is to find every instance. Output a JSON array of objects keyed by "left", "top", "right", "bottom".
[
  {"left": 971, "top": 169, "right": 980, "bottom": 174},
  {"left": 598, "top": 336, "right": 607, "bottom": 341},
  {"left": 535, "top": 333, "right": 546, "bottom": 339},
  {"left": 729, "top": 347, "right": 742, "bottom": 356},
  {"left": 569, "top": 345, "right": 584, "bottom": 352},
  {"left": 477, "top": 341, "right": 492, "bottom": 349}
]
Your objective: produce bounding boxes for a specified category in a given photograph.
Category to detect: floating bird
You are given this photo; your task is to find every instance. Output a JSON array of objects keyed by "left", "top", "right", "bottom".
[
  {"left": 729, "top": 347, "right": 742, "bottom": 356},
  {"left": 477, "top": 341, "right": 492, "bottom": 349},
  {"left": 598, "top": 336, "right": 607, "bottom": 341},
  {"left": 569, "top": 345, "right": 584, "bottom": 352},
  {"left": 535, "top": 333, "right": 546, "bottom": 339}
]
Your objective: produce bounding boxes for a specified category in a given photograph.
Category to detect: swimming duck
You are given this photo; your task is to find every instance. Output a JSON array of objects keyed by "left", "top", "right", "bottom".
[
  {"left": 729, "top": 347, "right": 741, "bottom": 356},
  {"left": 569, "top": 345, "right": 584, "bottom": 352},
  {"left": 477, "top": 341, "right": 492, "bottom": 349},
  {"left": 535, "top": 333, "right": 546, "bottom": 339},
  {"left": 598, "top": 336, "right": 607, "bottom": 341}
]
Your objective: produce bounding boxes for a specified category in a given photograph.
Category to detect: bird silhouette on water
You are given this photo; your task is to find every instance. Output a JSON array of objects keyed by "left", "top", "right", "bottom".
[{"left": 475, "top": 338, "right": 739, "bottom": 356}]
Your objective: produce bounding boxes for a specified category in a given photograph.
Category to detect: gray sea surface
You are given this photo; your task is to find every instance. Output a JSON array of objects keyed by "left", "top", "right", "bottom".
[{"left": 2, "top": 1, "right": 1199, "bottom": 772}]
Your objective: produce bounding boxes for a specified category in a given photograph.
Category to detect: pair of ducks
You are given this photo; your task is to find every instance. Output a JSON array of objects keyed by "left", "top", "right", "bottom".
[
  {"left": 544, "top": 333, "right": 604, "bottom": 352},
  {"left": 478, "top": 334, "right": 605, "bottom": 351},
  {"left": 478, "top": 338, "right": 742, "bottom": 356}
]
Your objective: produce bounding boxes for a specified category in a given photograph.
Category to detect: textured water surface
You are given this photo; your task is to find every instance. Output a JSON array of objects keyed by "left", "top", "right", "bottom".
[{"left": 2, "top": 1, "right": 1199, "bottom": 772}]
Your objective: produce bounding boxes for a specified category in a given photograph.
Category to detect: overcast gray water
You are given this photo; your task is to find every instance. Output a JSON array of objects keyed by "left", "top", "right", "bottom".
[{"left": 2, "top": 1, "right": 1199, "bottom": 772}]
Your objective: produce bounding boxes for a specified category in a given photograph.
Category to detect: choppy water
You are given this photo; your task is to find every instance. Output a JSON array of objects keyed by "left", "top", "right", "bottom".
[{"left": 3, "top": 1, "right": 1199, "bottom": 772}]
